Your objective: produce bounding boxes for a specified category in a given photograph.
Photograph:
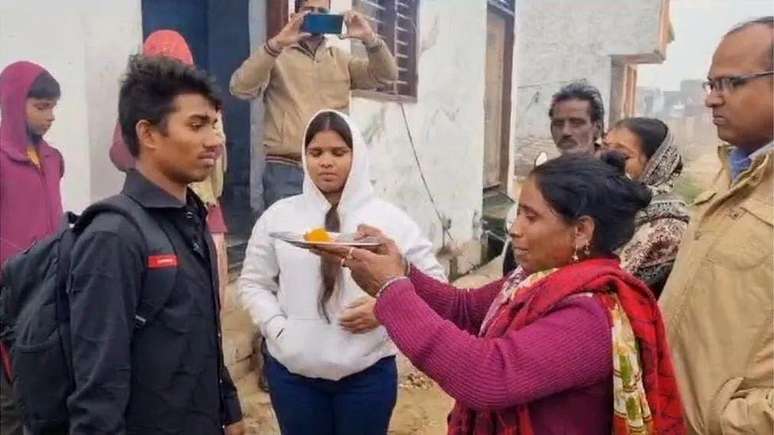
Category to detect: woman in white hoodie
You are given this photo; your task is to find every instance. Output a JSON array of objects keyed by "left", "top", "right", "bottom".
[{"left": 239, "top": 110, "right": 445, "bottom": 435}]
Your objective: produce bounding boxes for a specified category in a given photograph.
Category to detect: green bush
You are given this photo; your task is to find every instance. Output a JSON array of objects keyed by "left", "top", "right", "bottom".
[{"left": 674, "top": 175, "right": 704, "bottom": 203}]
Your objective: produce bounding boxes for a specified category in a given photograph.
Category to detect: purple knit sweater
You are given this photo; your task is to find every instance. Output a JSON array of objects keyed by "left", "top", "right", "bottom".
[{"left": 374, "top": 267, "right": 614, "bottom": 434}]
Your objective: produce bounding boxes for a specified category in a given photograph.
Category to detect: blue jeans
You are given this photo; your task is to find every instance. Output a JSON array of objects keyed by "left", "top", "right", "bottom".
[
  {"left": 263, "top": 161, "right": 304, "bottom": 210},
  {"left": 264, "top": 354, "right": 398, "bottom": 435}
]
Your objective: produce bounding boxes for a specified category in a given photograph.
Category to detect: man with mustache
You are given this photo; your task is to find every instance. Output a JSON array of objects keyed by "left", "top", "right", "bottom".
[
  {"left": 548, "top": 81, "right": 605, "bottom": 155},
  {"left": 660, "top": 16, "right": 774, "bottom": 434},
  {"left": 502, "top": 82, "right": 606, "bottom": 274}
]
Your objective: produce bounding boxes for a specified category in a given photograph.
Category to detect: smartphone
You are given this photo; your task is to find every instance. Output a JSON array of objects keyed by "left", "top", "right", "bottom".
[{"left": 301, "top": 13, "right": 344, "bottom": 35}]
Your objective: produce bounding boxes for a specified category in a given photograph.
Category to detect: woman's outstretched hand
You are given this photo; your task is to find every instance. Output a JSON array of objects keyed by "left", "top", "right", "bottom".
[{"left": 311, "top": 224, "right": 407, "bottom": 296}]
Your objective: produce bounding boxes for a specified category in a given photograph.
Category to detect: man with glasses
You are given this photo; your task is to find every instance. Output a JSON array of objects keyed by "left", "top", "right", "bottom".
[
  {"left": 230, "top": 0, "right": 398, "bottom": 209},
  {"left": 660, "top": 16, "right": 773, "bottom": 435}
]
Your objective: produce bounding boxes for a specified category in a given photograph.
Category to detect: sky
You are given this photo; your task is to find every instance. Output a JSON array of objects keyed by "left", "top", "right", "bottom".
[{"left": 639, "top": 0, "right": 774, "bottom": 91}]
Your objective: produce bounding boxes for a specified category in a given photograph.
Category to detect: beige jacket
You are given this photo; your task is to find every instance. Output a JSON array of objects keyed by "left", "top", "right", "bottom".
[
  {"left": 229, "top": 38, "right": 398, "bottom": 158},
  {"left": 660, "top": 144, "right": 774, "bottom": 434}
]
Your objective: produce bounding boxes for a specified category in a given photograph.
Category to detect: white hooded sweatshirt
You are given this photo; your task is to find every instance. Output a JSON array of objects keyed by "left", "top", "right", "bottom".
[{"left": 238, "top": 110, "right": 446, "bottom": 381}]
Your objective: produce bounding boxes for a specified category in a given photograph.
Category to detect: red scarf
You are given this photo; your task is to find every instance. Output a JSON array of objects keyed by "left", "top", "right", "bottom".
[{"left": 447, "top": 258, "right": 685, "bottom": 435}]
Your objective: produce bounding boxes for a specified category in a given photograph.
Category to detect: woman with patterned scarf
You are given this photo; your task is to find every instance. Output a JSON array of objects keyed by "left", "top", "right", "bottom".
[
  {"left": 314, "top": 154, "right": 686, "bottom": 434},
  {"left": 603, "top": 118, "right": 689, "bottom": 297}
]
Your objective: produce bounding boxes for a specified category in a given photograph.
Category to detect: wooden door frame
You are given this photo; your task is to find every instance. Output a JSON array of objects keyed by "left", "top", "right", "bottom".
[
  {"left": 267, "top": 0, "right": 289, "bottom": 40},
  {"left": 485, "top": 2, "right": 515, "bottom": 192}
]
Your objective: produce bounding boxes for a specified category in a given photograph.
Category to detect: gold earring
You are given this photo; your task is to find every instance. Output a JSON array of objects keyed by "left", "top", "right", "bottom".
[
  {"left": 572, "top": 247, "right": 580, "bottom": 262},
  {"left": 583, "top": 243, "right": 591, "bottom": 258}
]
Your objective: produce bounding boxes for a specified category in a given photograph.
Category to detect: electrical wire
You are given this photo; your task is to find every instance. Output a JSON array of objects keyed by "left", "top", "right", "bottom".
[
  {"left": 368, "top": 10, "right": 455, "bottom": 245},
  {"left": 398, "top": 102, "right": 456, "bottom": 244}
]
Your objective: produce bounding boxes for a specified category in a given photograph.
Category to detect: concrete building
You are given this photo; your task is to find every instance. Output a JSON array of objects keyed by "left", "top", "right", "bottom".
[
  {"left": 349, "top": 0, "right": 520, "bottom": 273},
  {"left": 1, "top": 0, "right": 527, "bottom": 275},
  {"left": 635, "top": 86, "right": 666, "bottom": 118},
  {"left": 512, "top": 0, "right": 674, "bottom": 175},
  {"left": 652, "top": 79, "right": 715, "bottom": 159}
]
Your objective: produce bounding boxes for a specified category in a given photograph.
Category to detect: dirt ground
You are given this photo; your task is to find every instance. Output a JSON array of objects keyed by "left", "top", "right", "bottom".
[
  {"left": 241, "top": 371, "right": 455, "bottom": 435},
  {"left": 388, "top": 378, "right": 455, "bottom": 435}
]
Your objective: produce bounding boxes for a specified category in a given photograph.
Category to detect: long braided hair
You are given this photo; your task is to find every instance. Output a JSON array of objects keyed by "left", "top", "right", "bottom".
[{"left": 304, "top": 112, "right": 354, "bottom": 321}]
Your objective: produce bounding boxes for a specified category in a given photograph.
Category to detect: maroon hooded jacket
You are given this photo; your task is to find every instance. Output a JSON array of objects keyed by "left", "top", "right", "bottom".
[{"left": 0, "top": 61, "right": 64, "bottom": 267}]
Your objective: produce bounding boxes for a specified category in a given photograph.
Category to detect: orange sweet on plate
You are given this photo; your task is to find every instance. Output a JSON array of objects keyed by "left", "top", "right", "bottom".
[{"left": 304, "top": 228, "right": 333, "bottom": 242}]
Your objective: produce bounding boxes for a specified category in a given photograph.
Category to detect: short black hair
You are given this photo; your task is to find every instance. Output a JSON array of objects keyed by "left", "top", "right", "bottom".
[
  {"left": 726, "top": 16, "right": 774, "bottom": 35},
  {"left": 611, "top": 117, "right": 669, "bottom": 159},
  {"left": 725, "top": 16, "right": 774, "bottom": 70},
  {"left": 530, "top": 153, "right": 651, "bottom": 255},
  {"left": 295, "top": 0, "right": 330, "bottom": 12},
  {"left": 118, "top": 54, "right": 222, "bottom": 157},
  {"left": 27, "top": 70, "right": 60, "bottom": 100},
  {"left": 548, "top": 81, "right": 606, "bottom": 130},
  {"left": 305, "top": 111, "right": 353, "bottom": 149}
]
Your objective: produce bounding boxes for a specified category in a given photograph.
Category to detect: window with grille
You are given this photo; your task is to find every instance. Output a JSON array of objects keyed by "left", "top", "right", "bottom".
[
  {"left": 353, "top": 0, "right": 419, "bottom": 100},
  {"left": 488, "top": 0, "right": 515, "bottom": 16}
]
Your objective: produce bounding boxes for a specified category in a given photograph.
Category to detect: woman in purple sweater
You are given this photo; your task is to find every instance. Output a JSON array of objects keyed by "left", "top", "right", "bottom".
[{"left": 315, "top": 154, "right": 685, "bottom": 435}]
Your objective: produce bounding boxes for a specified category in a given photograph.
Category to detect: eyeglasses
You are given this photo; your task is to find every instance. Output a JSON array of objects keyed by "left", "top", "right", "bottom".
[{"left": 702, "top": 71, "right": 774, "bottom": 95}]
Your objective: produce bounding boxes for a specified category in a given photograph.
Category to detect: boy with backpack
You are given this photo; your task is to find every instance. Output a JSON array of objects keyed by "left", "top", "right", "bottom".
[
  {"left": 0, "top": 55, "right": 244, "bottom": 435},
  {"left": 0, "top": 61, "right": 64, "bottom": 435}
]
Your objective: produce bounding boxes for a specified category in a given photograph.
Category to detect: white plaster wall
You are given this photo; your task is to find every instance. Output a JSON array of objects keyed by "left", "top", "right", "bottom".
[
  {"left": 0, "top": 0, "right": 142, "bottom": 212},
  {"left": 513, "top": 0, "right": 665, "bottom": 155},
  {"left": 82, "top": 0, "right": 143, "bottom": 204},
  {"left": 350, "top": 0, "right": 488, "bottom": 251}
]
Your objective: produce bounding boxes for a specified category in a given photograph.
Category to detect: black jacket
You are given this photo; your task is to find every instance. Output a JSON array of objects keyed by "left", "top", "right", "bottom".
[{"left": 66, "top": 170, "right": 241, "bottom": 434}]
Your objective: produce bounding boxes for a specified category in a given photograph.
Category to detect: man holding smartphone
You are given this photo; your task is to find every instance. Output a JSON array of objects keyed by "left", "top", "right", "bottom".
[{"left": 230, "top": 0, "right": 398, "bottom": 209}]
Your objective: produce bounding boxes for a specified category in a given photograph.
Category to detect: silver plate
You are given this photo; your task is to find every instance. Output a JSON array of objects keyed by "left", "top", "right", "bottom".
[{"left": 269, "top": 231, "right": 381, "bottom": 249}]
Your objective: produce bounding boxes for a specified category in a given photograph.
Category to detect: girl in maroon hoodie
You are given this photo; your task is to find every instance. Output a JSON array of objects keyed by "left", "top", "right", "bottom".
[
  {"left": 0, "top": 60, "right": 63, "bottom": 435},
  {"left": 0, "top": 61, "right": 63, "bottom": 268}
]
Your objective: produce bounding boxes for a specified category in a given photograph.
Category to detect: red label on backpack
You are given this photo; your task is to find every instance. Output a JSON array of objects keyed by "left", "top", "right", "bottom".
[{"left": 148, "top": 254, "right": 178, "bottom": 268}]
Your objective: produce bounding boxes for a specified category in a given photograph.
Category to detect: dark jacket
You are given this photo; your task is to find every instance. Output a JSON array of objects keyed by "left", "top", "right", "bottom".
[{"left": 66, "top": 170, "right": 241, "bottom": 434}]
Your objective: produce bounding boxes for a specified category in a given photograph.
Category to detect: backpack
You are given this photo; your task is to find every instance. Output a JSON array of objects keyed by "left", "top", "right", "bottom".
[{"left": 0, "top": 193, "right": 178, "bottom": 434}]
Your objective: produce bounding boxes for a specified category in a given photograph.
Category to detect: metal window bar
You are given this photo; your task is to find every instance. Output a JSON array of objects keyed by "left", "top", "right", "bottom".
[{"left": 354, "top": 0, "right": 418, "bottom": 97}]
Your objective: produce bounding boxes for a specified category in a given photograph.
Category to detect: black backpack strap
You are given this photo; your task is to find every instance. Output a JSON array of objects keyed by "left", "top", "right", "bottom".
[
  {"left": 75, "top": 194, "right": 177, "bottom": 329},
  {"left": 55, "top": 213, "right": 81, "bottom": 293}
]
